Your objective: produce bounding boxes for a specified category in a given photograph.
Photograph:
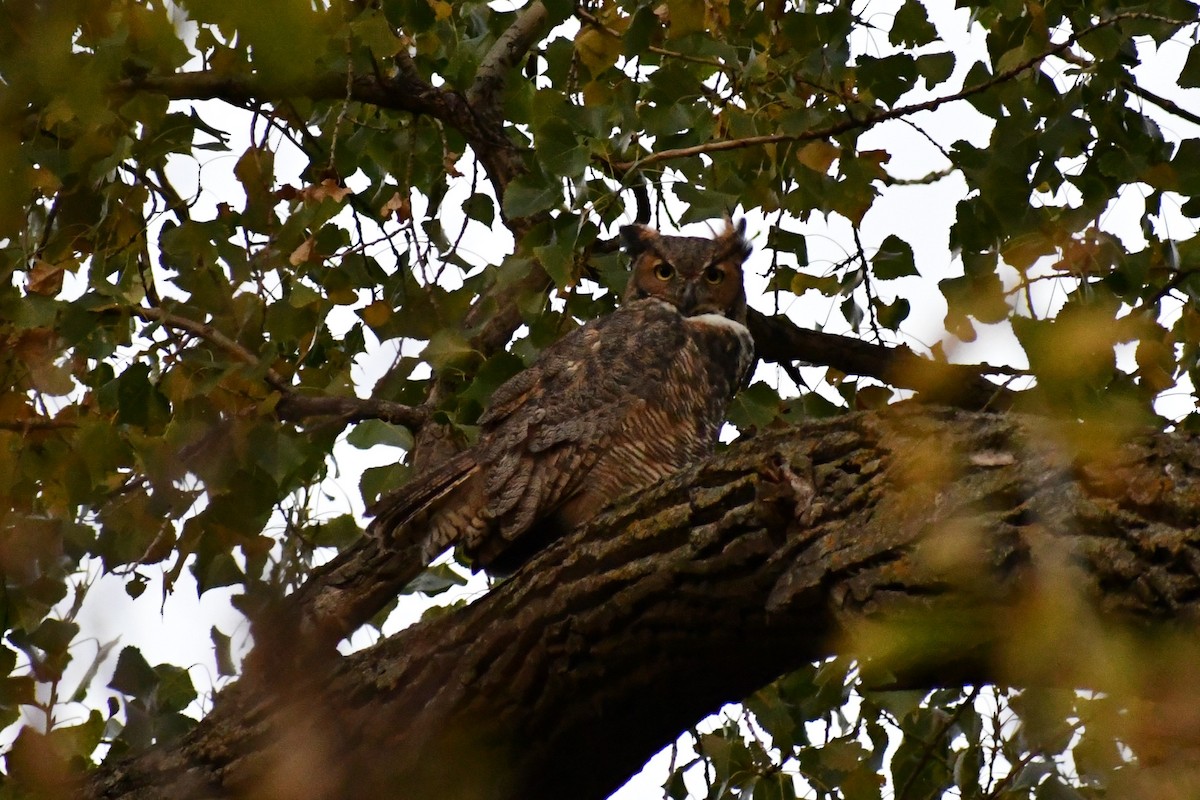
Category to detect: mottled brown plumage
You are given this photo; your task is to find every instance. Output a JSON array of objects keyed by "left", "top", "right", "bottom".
[{"left": 367, "top": 219, "right": 755, "bottom": 576}]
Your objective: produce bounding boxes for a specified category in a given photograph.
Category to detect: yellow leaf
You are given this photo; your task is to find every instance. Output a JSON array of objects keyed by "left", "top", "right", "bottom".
[
  {"left": 427, "top": 0, "right": 452, "bottom": 20},
  {"left": 28, "top": 166, "right": 61, "bottom": 196},
  {"left": 582, "top": 80, "right": 613, "bottom": 107},
  {"left": 361, "top": 300, "right": 392, "bottom": 329},
  {"left": 575, "top": 27, "right": 620, "bottom": 75},
  {"left": 316, "top": 178, "right": 352, "bottom": 203},
  {"left": 797, "top": 140, "right": 838, "bottom": 174},
  {"left": 328, "top": 286, "right": 358, "bottom": 305},
  {"left": 665, "top": 0, "right": 705, "bottom": 38},
  {"left": 857, "top": 149, "right": 892, "bottom": 180},
  {"left": 299, "top": 179, "right": 352, "bottom": 204}
]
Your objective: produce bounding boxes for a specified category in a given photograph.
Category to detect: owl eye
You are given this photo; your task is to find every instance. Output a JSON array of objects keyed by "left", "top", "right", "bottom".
[
  {"left": 703, "top": 266, "right": 725, "bottom": 284},
  {"left": 653, "top": 262, "right": 674, "bottom": 281}
]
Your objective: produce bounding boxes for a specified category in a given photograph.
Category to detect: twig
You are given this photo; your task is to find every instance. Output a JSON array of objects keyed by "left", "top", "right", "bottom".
[
  {"left": 1123, "top": 80, "right": 1200, "bottom": 127},
  {"left": 274, "top": 395, "right": 428, "bottom": 429},
  {"left": 573, "top": 6, "right": 727, "bottom": 70},
  {"left": 611, "top": 12, "right": 1195, "bottom": 173},
  {"left": 0, "top": 418, "right": 78, "bottom": 432},
  {"left": 746, "top": 309, "right": 1026, "bottom": 411},
  {"left": 129, "top": 306, "right": 288, "bottom": 390},
  {"left": 128, "top": 306, "right": 428, "bottom": 429},
  {"left": 895, "top": 686, "right": 982, "bottom": 800}
]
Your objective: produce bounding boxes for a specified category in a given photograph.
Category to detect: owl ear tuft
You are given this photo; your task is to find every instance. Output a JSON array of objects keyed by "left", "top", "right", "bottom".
[
  {"left": 717, "top": 216, "right": 751, "bottom": 261},
  {"left": 620, "top": 224, "right": 658, "bottom": 256}
]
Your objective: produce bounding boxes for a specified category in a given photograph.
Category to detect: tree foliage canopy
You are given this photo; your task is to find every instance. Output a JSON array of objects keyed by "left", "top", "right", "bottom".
[{"left": 1, "top": 0, "right": 1200, "bottom": 797}]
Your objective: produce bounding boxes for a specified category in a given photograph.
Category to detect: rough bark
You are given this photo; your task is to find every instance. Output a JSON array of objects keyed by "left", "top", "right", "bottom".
[{"left": 83, "top": 406, "right": 1200, "bottom": 800}]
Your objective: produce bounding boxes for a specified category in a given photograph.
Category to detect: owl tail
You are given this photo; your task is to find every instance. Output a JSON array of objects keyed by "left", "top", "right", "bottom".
[{"left": 366, "top": 449, "right": 480, "bottom": 556}]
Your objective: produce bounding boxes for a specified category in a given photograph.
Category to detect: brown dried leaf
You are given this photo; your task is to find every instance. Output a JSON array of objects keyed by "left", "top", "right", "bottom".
[
  {"left": 300, "top": 179, "right": 352, "bottom": 204},
  {"left": 289, "top": 238, "right": 315, "bottom": 266},
  {"left": 27, "top": 261, "right": 65, "bottom": 296},
  {"left": 380, "top": 192, "right": 412, "bottom": 222}
]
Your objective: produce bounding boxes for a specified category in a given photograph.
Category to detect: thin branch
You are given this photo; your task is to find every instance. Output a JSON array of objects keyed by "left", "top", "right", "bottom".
[
  {"left": 611, "top": 12, "right": 1195, "bottom": 173},
  {"left": 1123, "top": 79, "right": 1200, "bottom": 127},
  {"left": 895, "top": 686, "right": 982, "bottom": 800},
  {"left": 117, "top": 70, "right": 445, "bottom": 119},
  {"left": 573, "top": 7, "right": 727, "bottom": 70},
  {"left": 273, "top": 395, "right": 428, "bottom": 429},
  {"left": 883, "top": 166, "right": 955, "bottom": 186},
  {"left": 128, "top": 306, "right": 428, "bottom": 429},
  {"left": 129, "top": 306, "right": 288, "bottom": 390},
  {"left": 0, "top": 419, "right": 77, "bottom": 432}
]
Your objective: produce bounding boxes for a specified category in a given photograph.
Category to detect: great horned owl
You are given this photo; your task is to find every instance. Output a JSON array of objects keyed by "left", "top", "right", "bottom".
[{"left": 367, "top": 218, "right": 755, "bottom": 577}]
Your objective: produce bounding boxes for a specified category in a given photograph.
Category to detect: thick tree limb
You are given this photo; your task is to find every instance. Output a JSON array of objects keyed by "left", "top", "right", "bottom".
[
  {"left": 119, "top": 65, "right": 526, "bottom": 196},
  {"left": 83, "top": 407, "right": 1200, "bottom": 800},
  {"left": 468, "top": 2, "right": 549, "bottom": 115},
  {"left": 275, "top": 309, "right": 1022, "bottom": 647}
]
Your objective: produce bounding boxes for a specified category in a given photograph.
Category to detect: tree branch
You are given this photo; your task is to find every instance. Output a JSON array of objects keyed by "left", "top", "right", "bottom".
[
  {"left": 118, "top": 70, "right": 450, "bottom": 121},
  {"left": 83, "top": 407, "right": 1200, "bottom": 800},
  {"left": 129, "top": 306, "right": 427, "bottom": 429},
  {"left": 1123, "top": 79, "right": 1200, "bottom": 127},
  {"left": 129, "top": 306, "right": 288, "bottom": 390},
  {"left": 747, "top": 310, "right": 1018, "bottom": 409},
  {"left": 468, "top": 2, "right": 549, "bottom": 113},
  {"left": 273, "top": 395, "right": 428, "bottom": 429}
]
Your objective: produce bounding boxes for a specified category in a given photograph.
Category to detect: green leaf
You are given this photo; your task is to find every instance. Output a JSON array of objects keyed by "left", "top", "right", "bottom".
[
  {"left": 871, "top": 235, "right": 918, "bottom": 279},
  {"left": 623, "top": 6, "right": 658, "bottom": 57},
  {"left": 422, "top": 329, "right": 480, "bottom": 374},
  {"left": 403, "top": 562, "right": 469, "bottom": 596},
  {"left": 502, "top": 173, "right": 561, "bottom": 218},
  {"left": 1177, "top": 39, "right": 1200, "bottom": 88},
  {"left": 348, "top": 419, "right": 414, "bottom": 450},
  {"left": 108, "top": 646, "right": 157, "bottom": 700},
  {"left": 841, "top": 297, "right": 864, "bottom": 330},
  {"left": 767, "top": 227, "right": 808, "bottom": 263},
  {"left": 856, "top": 53, "right": 917, "bottom": 106},
  {"left": 728, "top": 382, "right": 784, "bottom": 431},
  {"left": 462, "top": 192, "right": 495, "bottom": 226},
  {"left": 153, "top": 663, "right": 197, "bottom": 713},
  {"left": 536, "top": 119, "right": 591, "bottom": 177},
  {"left": 889, "top": 0, "right": 937, "bottom": 47},
  {"left": 874, "top": 296, "right": 911, "bottom": 329},
  {"left": 915, "top": 52, "right": 955, "bottom": 88}
]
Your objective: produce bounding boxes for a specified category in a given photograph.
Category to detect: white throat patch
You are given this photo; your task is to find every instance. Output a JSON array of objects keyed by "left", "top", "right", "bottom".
[{"left": 687, "top": 313, "right": 751, "bottom": 337}]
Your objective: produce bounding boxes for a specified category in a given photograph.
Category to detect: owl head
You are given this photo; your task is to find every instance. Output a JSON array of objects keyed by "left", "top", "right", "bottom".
[{"left": 619, "top": 218, "right": 751, "bottom": 324}]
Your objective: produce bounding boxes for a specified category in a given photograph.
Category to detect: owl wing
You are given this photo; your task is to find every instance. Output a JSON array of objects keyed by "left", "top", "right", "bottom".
[
  {"left": 364, "top": 300, "right": 681, "bottom": 566},
  {"left": 466, "top": 298, "right": 744, "bottom": 567},
  {"left": 365, "top": 449, "right": 478, "bottom": 542},
  {"left": 368, "top": 298, "right": 753, "bottom": 577}
]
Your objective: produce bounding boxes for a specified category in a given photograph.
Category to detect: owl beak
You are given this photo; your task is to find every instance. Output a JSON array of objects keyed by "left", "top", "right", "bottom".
[{"left": 680, "top": 283, "right": 699, "bottom": 315}]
